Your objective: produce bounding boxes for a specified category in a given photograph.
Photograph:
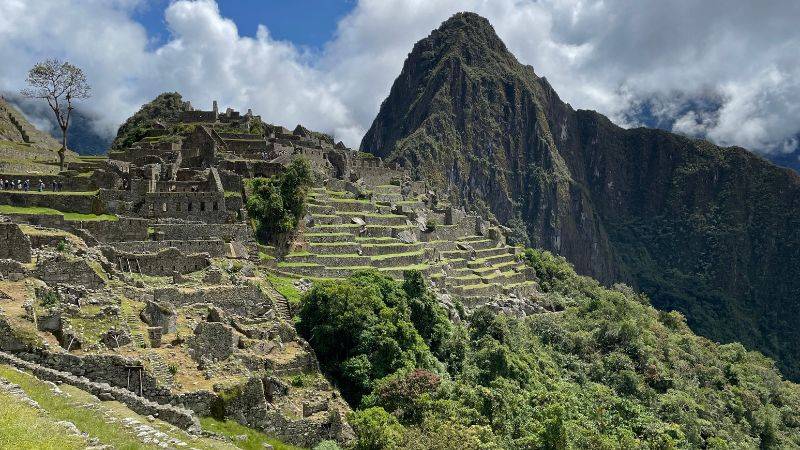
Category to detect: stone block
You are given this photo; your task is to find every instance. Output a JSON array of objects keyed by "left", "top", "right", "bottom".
[
  {"left": 139, "top": 300, "right": 177, "bottom": 334},
  {"left": 190, "top": 321, "right": 238, "bottom": 363}
]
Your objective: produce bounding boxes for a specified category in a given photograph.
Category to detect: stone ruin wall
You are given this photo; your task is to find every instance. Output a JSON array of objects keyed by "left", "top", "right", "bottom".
[
  {"left": 141, "top": 191, "right": 230, "bottom": 223},
  {"left": 105, "top": 247, "right": 210, "bottom": 277},
  {"left": 0, "top": 190, "right": 101, "bottom": 214},
  {"left": 109, "top": 239, "right": 228, "bottom": 257},
  {"left": 0, "top": 221, "right": 32, "bottom": 263},
  {"left": 0, "top": 350, "right": 199, "bottom": 431},
  {"left": 152, "top": 284, "right": 273, "bottom": 318},
  {"left": 152, "top": 222, "right": 253, "bottom": 242},
  {"left": 2, "top": 213, "right": 149, "bottom": 243}
]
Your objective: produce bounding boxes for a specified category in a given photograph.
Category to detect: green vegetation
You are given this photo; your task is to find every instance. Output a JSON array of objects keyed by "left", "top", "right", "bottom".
[
  {"left": 0, "top": 205, "right": 117, "bottom": 221},
  {"left": 0, "top": 390, "right": 87, "bottom": 450},
  {"left": 0, "top": 365, "right": 163, "bottom": 449},
  {"left": 298, "top": 252, "right": 800, "bottom": 449},
  {"left": 246, "top": 158, "right": 313, "bottom": 244},
  {"left": 200, "top": 417, "right": 303, "bottom": 450},
  {"left": 266, "top": 272, "right": 303, "bottom": 308},
  {"left": 297, "top": 270, "right": 454, "bottom": 405}
]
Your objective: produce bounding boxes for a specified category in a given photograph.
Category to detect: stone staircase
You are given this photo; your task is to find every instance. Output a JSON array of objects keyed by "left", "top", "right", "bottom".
[
  {"left": 263, "top": 282, "right": 291, "bottom": 320},
  {"left": 122, "top": 303, "right": 147, "bottom": 349},
  {"left": 145, "top": 353, "right": 173, "bottom": 388}
]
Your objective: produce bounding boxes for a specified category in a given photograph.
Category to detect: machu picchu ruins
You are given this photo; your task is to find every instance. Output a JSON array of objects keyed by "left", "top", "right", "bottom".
[{"left": 0, "top": 96, "right": 548, "bottom": 447}]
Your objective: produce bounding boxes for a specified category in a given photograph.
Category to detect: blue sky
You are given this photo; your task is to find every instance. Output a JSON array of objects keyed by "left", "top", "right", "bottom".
[{"left": 134, "top": 0, "right": 356, "bottom": 49}]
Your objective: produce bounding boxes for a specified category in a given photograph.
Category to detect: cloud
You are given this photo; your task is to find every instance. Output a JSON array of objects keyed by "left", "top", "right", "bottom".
[{"left": 0, "top": 0, "right": 799, "bottom": 155}]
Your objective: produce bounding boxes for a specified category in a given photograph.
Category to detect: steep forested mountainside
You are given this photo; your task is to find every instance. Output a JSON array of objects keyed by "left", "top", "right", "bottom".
[{"left": 360, "top": 12, "right": 800, "bottom": 380}]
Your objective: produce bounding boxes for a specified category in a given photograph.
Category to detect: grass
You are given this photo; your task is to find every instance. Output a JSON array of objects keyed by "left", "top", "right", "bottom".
[
  {"left": 200, "top": 417, "right": 305, "bottom": 450},
  {"left": 0, "top": 389, "right": 88, "bottom": 450},
  {"left": 0, "top": 365, "right": 253, "bottom": 449},
  {"left": 276, "top": 262, "right": 321, "bottom": 268},
  {"left": 370, "top": 249, "right": 424, "bottom": 261},
  {"left": 266, "top": 272, "right": 303, "bottom": 308},
  {"left": 0, "top": 205, "right": 117, "bottom": 222},
  {"left": 0, "top": 365, "right": 161, "bottom": 449}
]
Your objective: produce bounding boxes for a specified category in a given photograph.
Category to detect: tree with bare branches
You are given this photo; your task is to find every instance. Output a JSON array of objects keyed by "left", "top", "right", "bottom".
[{"left": 21, "top": 59, "right": 91, "bottom": 171}]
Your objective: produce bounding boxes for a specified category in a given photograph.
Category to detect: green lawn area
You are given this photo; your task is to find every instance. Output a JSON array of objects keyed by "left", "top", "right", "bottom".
[
  {"left": 0, "top": 365, "right": 271, "bottom": 450},
  {"left": 200, "top": 417, "right": 306, "bottom": 450},
  {"left": 0, "top": 205, "right": 117, "bottom": 221},
  {"left": 0, "top": 389, "right": 88, "bottom": 450},
  {"left": 266, "top": 272, "right": 304, "bottom": 308},
  {"left": 0, "top": 365, "right": 164, "bottom": 449}
]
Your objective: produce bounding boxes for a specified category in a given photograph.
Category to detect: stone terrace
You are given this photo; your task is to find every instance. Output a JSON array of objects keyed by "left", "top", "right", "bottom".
[{"left": 274, "top": 183, "right": 538, "bottom": 306}]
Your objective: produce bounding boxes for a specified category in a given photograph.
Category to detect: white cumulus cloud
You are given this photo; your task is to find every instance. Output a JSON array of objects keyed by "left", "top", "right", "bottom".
[{"left": 0, "top": 0, "right": 798, "bottom": 155}]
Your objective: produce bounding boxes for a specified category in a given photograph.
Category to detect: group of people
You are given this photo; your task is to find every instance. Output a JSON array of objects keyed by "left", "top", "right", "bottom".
[{"left": 0, "top": 178, "right": 64, "bottom": 192}]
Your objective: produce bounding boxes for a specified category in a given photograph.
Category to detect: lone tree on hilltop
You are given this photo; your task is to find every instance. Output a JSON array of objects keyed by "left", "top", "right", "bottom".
[{"left": 21, "top": 59, "right": 91, "bottom": 171}]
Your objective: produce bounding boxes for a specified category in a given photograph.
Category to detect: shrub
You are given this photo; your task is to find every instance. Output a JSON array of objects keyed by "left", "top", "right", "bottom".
[
  {"left": 349, "top": 407, "right": 405, "bottom": 450},
  {"left": 313, "top": 440, "right": 342, "bottom": 450},
  {"left": 298, "top": 270, "right": 445, "bottom": 405},
  {"left": 246, "top": 157, "right": 313, "bottom": 244},
  {"left": 425, "top": 218, "right": 437, "bottom": 232}
]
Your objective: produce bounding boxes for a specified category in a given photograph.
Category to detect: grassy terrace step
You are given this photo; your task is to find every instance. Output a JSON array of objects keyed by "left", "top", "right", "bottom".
[
  {"left": 474, "top": 246, "right": 513, "bottom": 258},
  {"left": 503, "top": 280, "right": 538, "bottom": 293},
  {"left": 307, "top": 223, "right": 361, "bottom": 235},
  {"left": 327, "top": 197, "right": 376, "bottom": 212},
  {"left": 447, "top": 274, "right": 482, "bottom": 287},
  {"left": 439, "top": 249, "right": 471, "bottom": 260},
  {"left": 370, "top": 249, "right": 425, "bottom": 268},
  {"left": 362, "top": 224, "right": 413, "bottom": 238},
  {"left": 285, "top": 252, "right": 372, "bottom": 266},
  {"left": 0, "top": 205, "right": 118, "bottom": 222},
  {"left": 355, "top": 236, "right": 400, "bottom": 244},
  {"left": 467, "top": 253, "right": 518, "bottom": 268},
  {"left": 308, "top": 242, "right": 362, "bottom": 254},
  {"left": 336, "top": 211, "right": 408, "bottom": 226},
  {"left": 277, "top": 264, "right": 373, "bottom": 278},
  {"left": 457, "top": 236, "right": 500, "bottom": 250},
  {"left": 482, "top": 270, "right": 528, "bottom": 284},
  {"left": 452, "top": 282, "right": 503, "bottom": 297},
  {"left": 360, "top": 241, "right": 422, "bottom": 256},
  {"left": 471, "top": 260, "right": 522, "bottom": 274},
  {"left": 310, "top": 213, "right": 342, "bottom": 225},
  {"left": 303, "top": 232, "right": 354, "bottom": 243}
]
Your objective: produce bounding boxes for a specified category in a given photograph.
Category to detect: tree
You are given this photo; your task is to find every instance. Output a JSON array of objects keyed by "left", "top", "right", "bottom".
[
  {"left": 21, "top": 59, "right": 91, "bottom": 171},
  {"left": 246, "top": 157, "right": 313, "bottom": 244}
]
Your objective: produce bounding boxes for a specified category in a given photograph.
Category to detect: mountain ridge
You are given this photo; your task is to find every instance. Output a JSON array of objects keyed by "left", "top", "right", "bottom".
[{"left": 361, "top": 12, "right": 800, "bottom": 380}]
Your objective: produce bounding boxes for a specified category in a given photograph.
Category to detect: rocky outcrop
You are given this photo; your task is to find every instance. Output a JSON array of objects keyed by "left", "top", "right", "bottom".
[{"left": 361, "top": 12, "right": 800, "bottom": 380}]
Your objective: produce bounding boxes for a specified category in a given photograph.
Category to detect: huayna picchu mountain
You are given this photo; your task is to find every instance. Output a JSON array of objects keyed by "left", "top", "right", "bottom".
[{"left": 361, "top": 12, "right": 800, "bottom": 380}]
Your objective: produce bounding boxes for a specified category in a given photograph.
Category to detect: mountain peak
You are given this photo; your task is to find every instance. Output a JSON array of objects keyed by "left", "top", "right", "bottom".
[
  {"left": 362, "top": 11, "right": 800, "bottom": 382},
  {"left": 423, "top": 12, "right": 510, "bottom": 55}
]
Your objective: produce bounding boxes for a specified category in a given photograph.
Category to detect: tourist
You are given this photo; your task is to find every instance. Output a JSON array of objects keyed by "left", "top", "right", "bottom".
[
  {"left": 23, "top": 179, "right": 30, "bottom": 191},
  {"left": 0, "top": 179, "right": 4, "bottom": 190},
  {"left": 52, "top": 181, "right": 57, "bottom": 192},
  {"left": 38, "top": 179, "right": 45, "bottom": 192}
]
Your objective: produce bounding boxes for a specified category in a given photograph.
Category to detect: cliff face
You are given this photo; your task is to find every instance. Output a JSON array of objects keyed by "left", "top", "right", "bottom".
[{"left": 361, "top": 12, "right": 800, "bottom": 380}]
